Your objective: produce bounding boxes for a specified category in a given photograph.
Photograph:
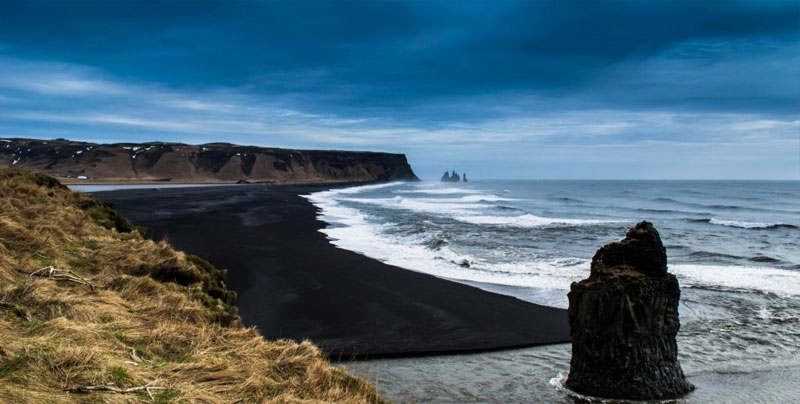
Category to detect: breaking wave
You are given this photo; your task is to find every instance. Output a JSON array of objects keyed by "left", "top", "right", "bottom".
[
  {"left": 709, "top": 218, "right": 797, "bottom": 229},
  {"left": 304, "top": 181, "right": 799, "bottom": 309},
  {"left": 671, "top": 264, "right": 800, "bottom": 297},
  {"left": 456, "top": 214, "right": 616, "bottom": 228},
  {"left": 683, "top": 217, "right": 797, "bottom": 229},
  {"left": 394, "top": 187, "right": 482, "bottom": 195}
]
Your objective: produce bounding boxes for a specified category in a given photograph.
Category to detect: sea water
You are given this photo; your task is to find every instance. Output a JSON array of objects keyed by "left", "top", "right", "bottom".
[
  {"left": 68, "top": 183, "right": 234, "bottom": 192},
  {"left": 305, "top": 180, "right": 800, "bottom": 403}
]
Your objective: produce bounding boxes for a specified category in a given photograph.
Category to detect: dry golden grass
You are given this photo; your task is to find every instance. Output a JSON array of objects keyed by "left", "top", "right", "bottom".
[{"left": 0, "top": 168, "right": 383, "bottom": 403}]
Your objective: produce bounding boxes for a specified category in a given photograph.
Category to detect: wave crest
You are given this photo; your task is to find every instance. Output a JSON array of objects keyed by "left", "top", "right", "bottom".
[
  {"left": 709, "top": 218, "right": 797, "bottom": 229},
  {"left": 457, "top": 214, "right": 616, "bottom": 228}
]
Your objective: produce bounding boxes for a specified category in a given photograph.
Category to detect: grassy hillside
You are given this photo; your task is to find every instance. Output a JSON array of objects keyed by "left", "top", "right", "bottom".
[{"left": 0, "top": 168, "right": 383, "bottom": 403}]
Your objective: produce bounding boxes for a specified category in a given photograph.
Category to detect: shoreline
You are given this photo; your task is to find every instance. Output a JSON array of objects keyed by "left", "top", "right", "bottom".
[
  {"left": 58, "top": 178, "right": 392, "bottom": 185},
  {"left": 96, "top": 183, "right": 570, "bottom": 359}
]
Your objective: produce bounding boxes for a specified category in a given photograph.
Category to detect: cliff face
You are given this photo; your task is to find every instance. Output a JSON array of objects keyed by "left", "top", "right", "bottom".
[
  {"left": 0, "top": 138, "right": 418, "bottom": 183},
  {"left": 566, "top": 221, "right": 694, "bottom": 400}
]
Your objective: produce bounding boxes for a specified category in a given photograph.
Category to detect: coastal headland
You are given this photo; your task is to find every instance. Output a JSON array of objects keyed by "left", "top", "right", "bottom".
[
  {"left": 98, "top": 183, "right": 571, "bottom": 358},
  {"left": 0, "top": 138, "right": 418, "bottom": 184}
]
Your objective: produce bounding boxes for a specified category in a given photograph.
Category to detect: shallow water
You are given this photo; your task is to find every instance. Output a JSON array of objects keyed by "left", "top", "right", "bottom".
[
  {"left": 310, "top": 180, "right": 800, "bottom": 403},
  {"left": 342, "top": 346, "right": 800, "bottom": 403},
  {"left": 67, "top": 183, "right": 235, "bottom": 192}
]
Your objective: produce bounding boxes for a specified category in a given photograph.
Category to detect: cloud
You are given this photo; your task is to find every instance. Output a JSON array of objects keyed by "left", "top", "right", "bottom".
[
  {"left": 1, "top": 57, "right": 795, "bottom": 153},
  {"left": 0, "top": 58, "right": 126, "bottom": 96},
  {"left": 1, "top": 1, "right": 797, "bottom": 117},
  {"left": 0, "top": 1, "right": 797, "bottom": 178}
]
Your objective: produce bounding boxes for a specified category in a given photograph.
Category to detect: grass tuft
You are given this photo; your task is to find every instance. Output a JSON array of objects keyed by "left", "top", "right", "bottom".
[
  {"left": 0, "top": 168, "right": 383, "bottom": 403},
  {"left": 153, "top": 388, "right": 180, "bottom": 403},
  {"left": 107, "top": 366, "right": 134, "bottom": 387},
  {"left": 0, "top": 355, "right": 28, "bottom": 378}
]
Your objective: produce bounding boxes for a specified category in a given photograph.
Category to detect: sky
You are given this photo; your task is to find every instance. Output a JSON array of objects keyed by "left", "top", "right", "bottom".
[{"left": 0, "top": 0, "right": 798, "bottom": 179}]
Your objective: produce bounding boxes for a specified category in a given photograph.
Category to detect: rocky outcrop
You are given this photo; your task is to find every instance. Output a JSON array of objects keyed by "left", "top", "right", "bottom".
[
  {"left": 0, "top": 138, "right": 418, "bottom": 183},
  {"left": 566, "top": 221, "right": 694, "bottom": 400},
  {"left": 462, "top": 173, "right": 468, "bottom": 182},
  {"left": 441, "top": 170, "right": 462, "bottom": 182}
]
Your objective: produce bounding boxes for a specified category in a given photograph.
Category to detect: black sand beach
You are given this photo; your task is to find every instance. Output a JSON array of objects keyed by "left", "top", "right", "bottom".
[{"left": 98, "top": 184, "right": 569, "bottom": 357}]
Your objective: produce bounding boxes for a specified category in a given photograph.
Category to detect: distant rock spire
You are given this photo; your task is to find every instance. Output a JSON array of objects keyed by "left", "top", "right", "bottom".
[
  {"left": 441, "top": 169, "right": 466, "bottom": 182},
  {"left": 462, "top": 173, "right": 468, "bottom": 182}
]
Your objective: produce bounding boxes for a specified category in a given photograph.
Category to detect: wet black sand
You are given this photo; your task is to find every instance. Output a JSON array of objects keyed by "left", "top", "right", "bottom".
[{"left": 98, "top": 184, "right": 569, "bottom": 358}]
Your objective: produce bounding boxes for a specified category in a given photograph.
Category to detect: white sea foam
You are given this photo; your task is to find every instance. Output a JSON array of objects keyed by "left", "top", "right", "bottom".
[
  {"left": 344, "top": 196, "right": 485, "bottom": 215},
  {"left": 304, "top": 185, "right": 590, "bottom": 305},
  {"left": 305, "top": 182, "right": 800, "bottom": 309},
  {"left": 394, "top": 187, "right": 482, "bottom": 195},
  {"left": 670, "top": 264, "right": 800, "bottom": 297},
  {"left": 328, "top": 181, "right": 405, "bottom": 195},
  {"left": 549, "top": 373, "right": 685, "bottom": 404},
  {"left": 343, "top": 193, "right": 513, "bottom": 216},
  {"left": 709, "top": 218, "right": 793, "bottom": 229},
  {"left": 340, "top": 185, "right": 609, "bottom": 228},
  {"left": 320, "top": 183, "right": 522, "bottom": 220},
  {"left": 457, "top": 214, "right": 615, "bottom": 228},
  {"left": 458, "top": 194, "right": 514, "bottom": 202}
]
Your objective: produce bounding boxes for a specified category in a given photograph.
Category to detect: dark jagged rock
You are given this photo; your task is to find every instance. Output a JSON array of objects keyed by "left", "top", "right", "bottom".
[
  {"left": 440, "top": 169, "right": 461, "bottom": 182},
  {"left": 462, "top": 173, "right": 468, "bottom": 182},
  {"left": 566, "top": 221, "right": 694, "bottom": 400},
  {"left": 0, "top": 138, "right": 419, "bottom": 183},
  {"left": 590, "top": 221, "right": 667, "bottom": 278}
]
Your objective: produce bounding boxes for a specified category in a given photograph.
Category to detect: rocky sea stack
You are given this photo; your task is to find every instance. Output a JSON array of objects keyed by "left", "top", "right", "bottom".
[
  {"left": 441, "top": 170, "right": 468, "bottom": 182},
  {"left": 566, "top": 221, "right": 694, "bottom": 400}
]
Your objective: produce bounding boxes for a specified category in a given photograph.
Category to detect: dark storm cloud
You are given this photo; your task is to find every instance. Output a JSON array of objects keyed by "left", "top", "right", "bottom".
[
  {"left": 1, "top": 0, "right": 797, "bottom": 119},
  {"left": 0, "top": 0, "right": 798, "bottom": 179}
]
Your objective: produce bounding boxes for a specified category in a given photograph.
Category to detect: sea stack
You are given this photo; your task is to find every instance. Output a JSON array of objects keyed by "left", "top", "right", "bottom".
[
  {"left": 440, "top": 170, "right": 461, "bottom": 182},
  {"left": 566, "top": 221, "right": 694, "bottom": 400}
]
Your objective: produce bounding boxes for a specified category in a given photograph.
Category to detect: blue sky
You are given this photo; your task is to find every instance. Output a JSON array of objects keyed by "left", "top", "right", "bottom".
[{"left": 0, "top": 0, "right": 798, "bottom": 179}]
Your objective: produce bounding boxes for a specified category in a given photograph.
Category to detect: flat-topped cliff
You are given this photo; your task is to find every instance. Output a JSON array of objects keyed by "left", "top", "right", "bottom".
[{"left": 0, "top": 138, "right": 418, "bottom": 183}]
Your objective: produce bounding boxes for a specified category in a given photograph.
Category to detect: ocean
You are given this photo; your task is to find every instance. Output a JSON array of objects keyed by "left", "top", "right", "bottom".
[{"left": 304, "top": 180, "right": 800, "bottom": 403}]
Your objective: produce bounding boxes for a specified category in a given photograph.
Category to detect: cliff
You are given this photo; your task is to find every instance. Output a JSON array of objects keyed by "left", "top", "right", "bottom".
[
  {"left": 0, "top": 168, "right": 383, "bottom": 403},
  {"left": 0, "top": 138, "right": 418, "bottom": 183},
  {"left": 566, "top": 221, "right": 694, "bottom": 400}
]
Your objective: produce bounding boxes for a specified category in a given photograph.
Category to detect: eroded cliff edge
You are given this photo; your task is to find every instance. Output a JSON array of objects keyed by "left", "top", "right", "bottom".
[{"left": 0, "top": 138, "right": 418, "bottom": 183}]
